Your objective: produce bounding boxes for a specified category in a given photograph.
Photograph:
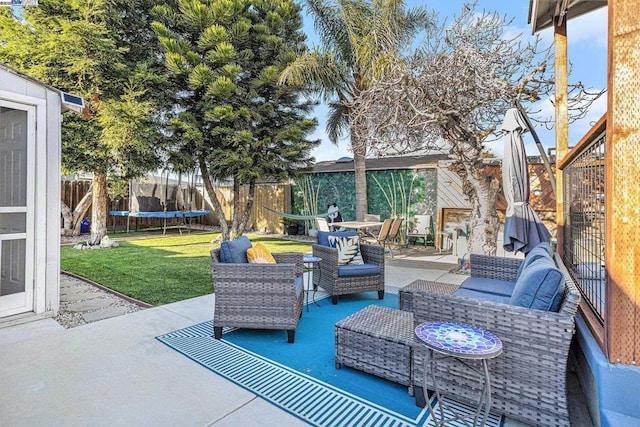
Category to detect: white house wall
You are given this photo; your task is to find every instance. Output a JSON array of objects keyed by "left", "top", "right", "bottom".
[
  {"left": 436, "top": 160, "right": 470, "bottom": 210},
  {"left": 44, "top": 89, "right": 61, "bottom": 315}
]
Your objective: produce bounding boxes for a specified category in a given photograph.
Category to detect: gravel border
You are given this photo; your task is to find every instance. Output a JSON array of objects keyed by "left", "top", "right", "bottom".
[{"left": 55, "top": 273, "right": 145, "bottom": 329}]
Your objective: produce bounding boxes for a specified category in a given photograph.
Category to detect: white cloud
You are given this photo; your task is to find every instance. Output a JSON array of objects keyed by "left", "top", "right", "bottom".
[
  {"left": 567, "top": 7, "right": 608, "bottom": 47},
  {"left": 311, "top": 135, "right": 352, "bottom": 162},
  {"left": 568, "top": 93, "right": 608, "bottom": 145},
  {"left": 535, "top": 6, "right": 608, "bottom": 48}
]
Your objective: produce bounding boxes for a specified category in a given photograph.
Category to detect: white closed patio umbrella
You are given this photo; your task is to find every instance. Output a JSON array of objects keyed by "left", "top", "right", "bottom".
[{"left": 501, "top": 108, "right": 551, "bottom": 254}]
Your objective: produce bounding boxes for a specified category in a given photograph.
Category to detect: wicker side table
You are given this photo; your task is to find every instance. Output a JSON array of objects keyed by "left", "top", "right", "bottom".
[
  {"left": 335, "top": 305, "right": 415, "bottom": 395},
  {"left": 399, "top": 280, "right": 460, "bottom": 312}
]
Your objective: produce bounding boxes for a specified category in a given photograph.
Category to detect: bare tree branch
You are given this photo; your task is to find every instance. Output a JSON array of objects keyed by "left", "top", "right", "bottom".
[{"left": 347, "top": 1, "right": 603, "bottom": 254}]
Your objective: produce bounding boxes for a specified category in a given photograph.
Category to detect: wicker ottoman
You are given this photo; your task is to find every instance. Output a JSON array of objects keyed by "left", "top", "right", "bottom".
[
  {"left": 335, "top": 305, "right": 414, "bottom": 395},
  {"left": 399, "top": 280, "right": 460, "bottom": 312}
]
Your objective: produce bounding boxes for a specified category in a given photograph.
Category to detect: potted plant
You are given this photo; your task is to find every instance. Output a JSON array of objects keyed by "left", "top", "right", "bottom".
[{"left": 282, "top": 218, "right": 300, "bottom": 235}]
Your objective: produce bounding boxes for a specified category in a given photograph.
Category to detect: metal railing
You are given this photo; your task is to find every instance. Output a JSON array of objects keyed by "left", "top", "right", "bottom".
[{"left": 562, "top": 130, "right": 606, "bottom": 323}]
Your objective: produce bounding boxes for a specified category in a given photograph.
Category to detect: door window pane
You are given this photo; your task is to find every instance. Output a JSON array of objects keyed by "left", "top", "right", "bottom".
[
  {"left": 0, "top": 213, "right": 26, "bottom": 234},
  {"left": 0, "top": 107, "right": 28, "bottom": 207},
  {"left": 1, "top": 239, "right": 26, "bottom": 296}
]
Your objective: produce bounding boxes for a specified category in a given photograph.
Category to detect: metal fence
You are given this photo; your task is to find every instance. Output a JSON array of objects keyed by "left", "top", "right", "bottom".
[{"left": 562, "top": 131, "right": 606, "bottom": 322}]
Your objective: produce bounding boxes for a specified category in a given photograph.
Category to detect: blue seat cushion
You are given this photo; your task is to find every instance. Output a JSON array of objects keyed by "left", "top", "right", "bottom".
[
  {"left": 510, "top": 256, "right": 565, "bottom": 312},
  {"left": 460, "top": 277, "right": 515, "bottom": 297},
  {"left": 337, "top": 263, "right": 380, "bottom": 277},
  {"left": 295, "top": 276, "right": 303, "bottom": 298},
  {"left": 453, "top": 288, "right": 511, "bottom": 304},
  {"left": 516, "top": 242, "right": 555, "bottom": 280},
  {"left": 317, "top": 230, "right": 357, "bottom": 247},
  {"left": 219, "top": 236, "right": 252, "bottom": 264}
]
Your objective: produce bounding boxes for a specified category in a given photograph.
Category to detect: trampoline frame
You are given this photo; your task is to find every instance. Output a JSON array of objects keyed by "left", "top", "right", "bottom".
[{"left": 109, "top": 210, "right": 211, "bottom": 235}]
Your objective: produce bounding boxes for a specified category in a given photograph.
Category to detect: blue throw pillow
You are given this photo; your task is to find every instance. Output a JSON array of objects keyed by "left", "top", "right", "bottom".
[
  {"left": 219, "top": 236, "right": 252, "bottom": 263},
  {"left": 510, "top": 256, "right": 565, "bottom": 312},
  {"left": 516, "top": 242, "right": 555, "bottom": 280},
  {"left": 317, "top": 230, "right": 357, "bottom": 247}
]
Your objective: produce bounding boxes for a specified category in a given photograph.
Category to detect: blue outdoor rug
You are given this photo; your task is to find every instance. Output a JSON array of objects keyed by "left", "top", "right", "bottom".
[{"left": 157, "top": 293, "right": 503, "bottom": 427}]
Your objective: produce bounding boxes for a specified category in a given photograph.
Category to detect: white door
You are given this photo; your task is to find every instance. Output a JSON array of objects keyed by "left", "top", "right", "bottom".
[{"left": 0, "top": 100, "right": 35, "bottom": 317}]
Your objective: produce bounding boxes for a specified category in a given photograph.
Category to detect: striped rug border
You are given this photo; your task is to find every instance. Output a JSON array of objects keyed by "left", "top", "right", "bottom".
[{"left": 157, "top": 321, "right": 502, "bottom": 427}]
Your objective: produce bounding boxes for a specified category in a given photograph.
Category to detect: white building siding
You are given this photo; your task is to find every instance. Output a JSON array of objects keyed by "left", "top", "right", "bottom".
[{"left": 1, "top": 65, "right": 62, "bottom": 321}]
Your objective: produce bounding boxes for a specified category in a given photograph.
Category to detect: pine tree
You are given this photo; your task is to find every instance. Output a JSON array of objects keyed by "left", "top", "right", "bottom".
[
  {"left": 152, "top": 0, "right": 319, "bottom": 239},
  {"left": 0, "top": 0, "right": 166, "bottom": 242}
]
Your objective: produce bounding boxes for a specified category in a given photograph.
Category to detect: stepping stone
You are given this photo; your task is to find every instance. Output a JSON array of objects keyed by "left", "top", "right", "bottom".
[
  {"left": 60, "top": 285, "right": 90, "bottom": 295},
  {"left": 65, "top": 299, "right": 113, "bottom": 313},
  {"left": 82, "top": 306, "right": 131, "bottom": 322},
  {"left": 60, "top": 292, "right": 100, "bottom": 302}
]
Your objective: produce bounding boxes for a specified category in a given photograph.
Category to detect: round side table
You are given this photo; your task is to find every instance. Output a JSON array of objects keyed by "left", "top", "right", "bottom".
[
  {"left": 303, "top": 255, "right": 321, "bottom": 312},
  {"left": 414, "top": 321, "right": 502, "bottom": 427}
]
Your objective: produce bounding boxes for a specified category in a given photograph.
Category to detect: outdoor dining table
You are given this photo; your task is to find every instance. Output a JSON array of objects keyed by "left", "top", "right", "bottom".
[
  {"left": 330, "top": 221, "right": 384, "bottom": 229},
  {"left": 331, "top": 221, "right": 384, "bottom": 237}
]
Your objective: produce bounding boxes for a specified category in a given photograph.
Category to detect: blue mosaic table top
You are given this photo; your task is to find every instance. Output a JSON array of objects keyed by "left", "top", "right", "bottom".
[
  {"left": 415, "top": 321, "right": 502, "bottom": 359},
  {"left": 303, "top": 256, "right": 322, "bottom": 263}
]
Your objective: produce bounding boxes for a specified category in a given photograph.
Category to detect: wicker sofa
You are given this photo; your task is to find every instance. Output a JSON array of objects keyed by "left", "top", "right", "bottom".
[
  {"left": 312, "top": 231, "right": 385, "bottom": 305},
  {"left": 210, "top": 247, "right": 304, "bottom": 343},
  {"left": 411, "top": 252, "right": 581, "bottom": 427}
]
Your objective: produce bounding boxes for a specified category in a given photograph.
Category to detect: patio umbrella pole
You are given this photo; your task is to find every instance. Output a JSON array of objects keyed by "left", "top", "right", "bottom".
[{"left": 515, "top": 100, "right": 556, "bottom": 196}]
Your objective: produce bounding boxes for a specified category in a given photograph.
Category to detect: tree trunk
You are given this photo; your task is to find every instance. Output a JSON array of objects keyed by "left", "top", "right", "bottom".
[
  {"left": 352, "top": 134, "right": 368, "bottom": 221},
  {"left": 61, "top": 202, "right": 74, "bottom": 236},
  {"left": 236, "top": 178, "right": 255, "bottom": 236},
  {"left": 198, "top": 156, "right": 229, "bottom": 240},
  {"left": 230, "top": 178, "right": 240, "bottom": 236},
  {"left": 446, "top": 121, "right": 500, "bottom": 256},
  {"left": 89, "top": 174, "right": 108, "bottom": 245},
  {"left": 461, "top": 161, "right": 500, "bottom": 255},
  {"left": 61, "top": 185, "right": 93, "bottom": 237}
]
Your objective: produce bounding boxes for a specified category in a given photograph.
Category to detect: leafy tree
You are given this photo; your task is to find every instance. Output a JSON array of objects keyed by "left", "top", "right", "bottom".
[
  {"left": 0, "top": 0, "right": 166, "bottom": 242},
  {"left": 280, "top": 0, "right": 431, "bottom": 220},
  {"left": 152, "top": 0, "right": 319, "bottom": 240},
  {"left": 350, "top": 3, "right": 602, "bottom": 254}
]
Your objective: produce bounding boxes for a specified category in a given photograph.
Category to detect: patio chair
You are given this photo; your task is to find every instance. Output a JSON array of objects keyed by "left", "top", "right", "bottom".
[
  {"left": 210, "top": 238, "right": 305, "bottom": 343},
  {"left": 362, "top": 213, "right": 382, "bottom": 236},
  {"left": 315, "top": 217, "right": 330, "bottom": 232},
  {"left": 362, "top": 218, "right": 393, "bottom": 246},
  {"left": 385, "top": 218, "right": 404, "bottom": 257},
  {"left": 312, "top": 231, "right": 385, "bottom": 305},
  {"left": 406, "top": 215, "right": 433, "bottom": 247},
  {"left": 410, "top": 252, "right": 581, "bottom": 426}
]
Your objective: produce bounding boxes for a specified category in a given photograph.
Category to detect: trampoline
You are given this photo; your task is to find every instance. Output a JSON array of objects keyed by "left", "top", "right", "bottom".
[
  {"left": 109, "top": 210, "right": 211, "bottom": 234},
  {"left": 110, "top": 171, "right": 211, "bottom": 234}
]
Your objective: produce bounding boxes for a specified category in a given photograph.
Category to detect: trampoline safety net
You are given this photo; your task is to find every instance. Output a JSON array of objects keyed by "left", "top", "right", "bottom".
[{"left": 130, "top": 175, "right": 185, "bottom": 212}]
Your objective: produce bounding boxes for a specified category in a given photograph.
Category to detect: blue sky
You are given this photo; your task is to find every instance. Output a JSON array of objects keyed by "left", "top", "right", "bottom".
[{"left": 301, "top": 1, "right": 608, "bottom": 162}]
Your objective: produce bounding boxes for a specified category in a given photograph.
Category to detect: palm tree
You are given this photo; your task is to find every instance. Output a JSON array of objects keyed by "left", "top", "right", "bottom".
[{"left": 280, "top": 0, "right": 431, "bottom": 220}]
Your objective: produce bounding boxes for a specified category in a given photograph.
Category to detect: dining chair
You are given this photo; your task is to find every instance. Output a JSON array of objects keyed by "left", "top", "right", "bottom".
[
  {"left": 385, "top": 218, "right": 404, "bottom": 257},
  {"left": 315, "top": 217, "right": 330, "bottom": 232},
  {"left": 362, "top": 213, "right": 382, "bottom": 236},
  {"left": 362, "top": 218, "right": 393, "bottom": 247}
]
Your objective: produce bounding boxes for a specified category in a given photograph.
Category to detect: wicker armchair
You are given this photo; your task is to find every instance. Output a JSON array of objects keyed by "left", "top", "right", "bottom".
[
  {"left": 312, "top": 242, "right": 385, "bottom": 305},
  {"left": 210, "top": 249, "right": 304, "bottom": 343},
  {"left": 411, "top": 253, "right": 581, "bottom": 427}
]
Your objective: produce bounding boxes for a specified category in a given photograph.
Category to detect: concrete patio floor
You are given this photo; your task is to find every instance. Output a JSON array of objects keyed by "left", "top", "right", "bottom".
[{"left": 0, "top": 249, "right": 593, "bottom": 426}]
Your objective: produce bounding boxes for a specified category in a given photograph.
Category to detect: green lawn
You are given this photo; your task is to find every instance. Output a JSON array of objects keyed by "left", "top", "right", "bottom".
[{"left": 61, "top": 233, "right": 312, "bottom": 306}]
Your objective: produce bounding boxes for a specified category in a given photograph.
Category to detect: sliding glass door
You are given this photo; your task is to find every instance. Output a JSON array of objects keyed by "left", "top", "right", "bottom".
[{"left": 0, "top": 101, "right": 35, "bottom": 317}]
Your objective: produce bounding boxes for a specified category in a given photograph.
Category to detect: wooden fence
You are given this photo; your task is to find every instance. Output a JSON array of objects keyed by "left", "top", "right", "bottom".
[{"left": 60, "top": 180, "right": 290, "bottom": 233}]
